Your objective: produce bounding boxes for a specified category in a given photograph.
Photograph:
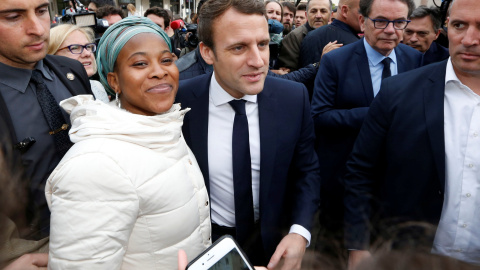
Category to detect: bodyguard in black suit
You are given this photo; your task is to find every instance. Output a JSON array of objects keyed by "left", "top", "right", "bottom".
[
  {"left": 299, "top": 0, "right": 362, "bottom": 68},
  {"left": 0, "top": 0, "right": 92, "bottom": 244},
  {"left": 344, "top": 0, "right": 480, "bottom": 266},
  {"left": 310, "top": 0, "right": 421, "bottom": 260},
  {"left": 176, "top": 0, "right": 320, "bottom": 268}
]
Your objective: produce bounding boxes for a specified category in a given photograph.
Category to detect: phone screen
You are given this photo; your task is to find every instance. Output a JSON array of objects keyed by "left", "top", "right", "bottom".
[
  {"left": 207, "top": 247, "right": 250, "bottom": 270},
  {"left": 186, "top": 235, "right": 254, "bottom": 270}
]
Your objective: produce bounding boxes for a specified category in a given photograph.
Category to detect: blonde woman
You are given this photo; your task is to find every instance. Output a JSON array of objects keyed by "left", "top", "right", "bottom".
[
  {"left": 48, "top": 24, "right": 109, "bottom": 102},
  {"left": 127, "top": 3, "right": 139, "bottom": 16}
]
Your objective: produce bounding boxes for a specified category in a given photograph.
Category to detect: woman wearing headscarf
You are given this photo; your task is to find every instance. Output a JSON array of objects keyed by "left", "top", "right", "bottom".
[{"left": 45, "top": 17, "right": 211, "bottom": 269}]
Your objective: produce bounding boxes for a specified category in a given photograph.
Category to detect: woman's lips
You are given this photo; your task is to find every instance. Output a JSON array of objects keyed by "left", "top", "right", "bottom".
[{"left": 147, "top": 84, "right": 173, "bottom": 94}]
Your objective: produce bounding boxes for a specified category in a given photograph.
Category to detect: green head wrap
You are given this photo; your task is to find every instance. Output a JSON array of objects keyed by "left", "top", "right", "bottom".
[{"left": 96, "top": 16, "right": 172, "bottom": 96}]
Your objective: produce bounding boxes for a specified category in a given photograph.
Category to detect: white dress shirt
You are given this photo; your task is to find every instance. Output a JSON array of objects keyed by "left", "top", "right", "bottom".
[
  {"left": 207, "top": 72, "right": 311, "bottom": 245},
  {"left": 432, "top": 58, "right": 480, "bottom": 264},
  {"left": 363, "top": 38, "right": 398, "bottom": 97}
]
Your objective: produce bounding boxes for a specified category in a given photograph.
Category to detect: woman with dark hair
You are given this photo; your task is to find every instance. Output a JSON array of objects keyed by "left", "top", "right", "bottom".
[{"left": 46, "top": 17, "right": 211, "bottom": 269}]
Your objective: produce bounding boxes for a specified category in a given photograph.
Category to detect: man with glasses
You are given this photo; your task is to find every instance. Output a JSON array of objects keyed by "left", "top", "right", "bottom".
[
  {"left": 0, "top": 0, "right": 91, "bottom": 266},
  {"left": 310, "top": 0, "right": 421, "bottom": 263},
  {"left": 344, "top": 0, "right": 480, "bottom": 266}
]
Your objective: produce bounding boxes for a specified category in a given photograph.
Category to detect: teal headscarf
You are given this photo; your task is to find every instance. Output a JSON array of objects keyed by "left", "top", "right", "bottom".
[{"left": 96, "top": 16, "right": 172, "bottom": 96}]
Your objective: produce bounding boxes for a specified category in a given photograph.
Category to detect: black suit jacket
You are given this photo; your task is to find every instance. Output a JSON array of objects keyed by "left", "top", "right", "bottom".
[
  {"left": 176, "top": 74, "right": 321, "bottom": 258},
  {"left": 310, "top": 40, "right": 423, "bottom": 230},
  {"left": 423, "top": 42, "right": 450, "bottom": 66},
  {"left": 343, "top": 61, "right": 447, "bottom": 249},
  {"left": 0, "top": 55, "right": 92, "bottom": 146},
  {"left": 0, "top": 55, "right": 92, "bottom": 238}
]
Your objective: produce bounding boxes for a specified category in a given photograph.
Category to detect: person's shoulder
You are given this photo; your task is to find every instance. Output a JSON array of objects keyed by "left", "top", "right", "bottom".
[
  {"left": 321, "top": 38, "right": 363, "bottom": 61},
  {"left": 264, "top": 76, "right": 306, "bottom": 96},
  {"left": 396, "top": 43, "right": 423, "bottom": 56}
]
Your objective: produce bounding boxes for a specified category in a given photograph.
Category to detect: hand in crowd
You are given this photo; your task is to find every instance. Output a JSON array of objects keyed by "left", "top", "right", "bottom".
[
  {"left": 348, "top": 250, "right": 372, "bottom": 270},
  {"left": 3, "top": 253, "right": 48, "bottom": 270},
  {"left": 267, "top": 233, "right": 307, "bottom": 270},
  {"left": 321, "top": 40, "right": 343, "bottom": 58},
  {"left": 177, "top": 249, "right": 268, "bottom": 270},
  {"left": 270, "top": 67, "right": 290, "bottom": 75}
]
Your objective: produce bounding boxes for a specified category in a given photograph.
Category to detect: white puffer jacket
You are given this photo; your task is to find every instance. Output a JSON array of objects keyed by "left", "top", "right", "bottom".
[{"left": 46, "top": 95, "right": 211, "bottom": 269}]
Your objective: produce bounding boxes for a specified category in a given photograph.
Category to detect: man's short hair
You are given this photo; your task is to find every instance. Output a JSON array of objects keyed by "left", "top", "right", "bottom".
[
  {"left": 359, "top": 0, "right": 415, "bottom": 17},
  {"left": 198, "top": 0, "right": 266, "bottom": 50},
  {"left": 144, "top": 7, "right": 171, "bottom": 28},
  {"left": 282, "top": 1, "right": 296, "bottom": 15},
  {"left": 410, "top": 5, "right": 442, "bottom": 32},
  {"left": 96, "top": 5, "right": 125, "bottom": 19},
  {"left": 297, "top": 3, "right": 307, "bottom": 11},
  {"left": 307, "top": 0, "right": 333, "bottom": 11},
  {"left": 88, "top": 0, "right": 115, "bottom": 8}
]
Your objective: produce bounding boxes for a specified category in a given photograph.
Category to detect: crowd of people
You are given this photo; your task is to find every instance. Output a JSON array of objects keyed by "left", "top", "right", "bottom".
[{"left": 0, "top": 0, "right": 479, "bottom": 269}]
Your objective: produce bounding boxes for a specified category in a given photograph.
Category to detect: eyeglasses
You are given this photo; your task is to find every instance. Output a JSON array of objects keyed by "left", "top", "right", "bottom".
[
  {"left": 57, "top": 43, "right": 97, "bottom": 54},
  {"left": 366, "top": 17, "right": 411, "bottom": 30}
]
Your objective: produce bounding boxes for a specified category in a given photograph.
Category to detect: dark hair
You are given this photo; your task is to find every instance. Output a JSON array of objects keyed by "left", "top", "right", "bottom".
[
  {"left": 265, "top": 0, "right": 284, "bottom": 22},
  {"left": 297, "top": 3, "right": 307, "bottom": 11},
  {"left": 410, "top": 5, "right": 442, "bottom": 32},
  {"left": 88, "top": 0, "right": 115, "bottom": 7},
  {"left": 198, "top": 0, "right": 266, "bottom": 51},
  {"left": 282, "top": 1, "right": 296, "bottom": 15},
  {"left": 144, "top": 6, "right": 171, "bottom": 28},
  {"left": 359, "top": 0, "right": 415, "bottom": 17},
  {"left": 96, "top": 5, "right": 125, "bottom": 19},
  {"left": 307, "top": 0, "right": 333, "bottom": 12}
]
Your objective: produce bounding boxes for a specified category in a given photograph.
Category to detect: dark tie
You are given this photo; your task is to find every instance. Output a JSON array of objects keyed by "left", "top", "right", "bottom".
[
  {"left": 229, "top": 99, "right": 255, "bottom": 246},
  {"left": 31, "top": 70, "right": 72, "bottom": 157},
  {"left": 381, "top": 57, "right": 392, "bottom": 80}
]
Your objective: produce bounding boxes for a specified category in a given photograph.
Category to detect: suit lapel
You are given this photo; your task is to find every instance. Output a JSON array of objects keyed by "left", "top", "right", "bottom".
[
  {"left": 188, "top": 76, "right": 211, "bottom": 193},
  {"left": 44, "top": 55, "right": 92, "bottom": 96},
  {"left": 395, "top": 46, "right": 408, "bottom": 73},
  {"left": 423, "top": 62, "right": 447, "bottom": 192},
  {"left": 257, "top": 81, "right": 277, "bottom": 214},
  {"left": 354, "top": 40, "right": 375, "bottom": 103}
]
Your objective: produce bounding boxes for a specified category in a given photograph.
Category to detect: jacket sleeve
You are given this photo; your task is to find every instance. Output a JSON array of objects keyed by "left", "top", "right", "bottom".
[
  {"left": 46, "top": 152, "right": 139, "bottom": 270},
  {"left": 277, "top": 31, "right": 302, "bottom": 71},
  {"left": 343, "top": 81, "right": 392, "bottom": 249},
  {"left": 310, "top": 52, "right": 369, "bottom": 131},
  {"left": 267, "top": 64, "right": 317, "bottom": 84},
  {"left": 290, "top": 85, "right": 321, "bottom": 231}
]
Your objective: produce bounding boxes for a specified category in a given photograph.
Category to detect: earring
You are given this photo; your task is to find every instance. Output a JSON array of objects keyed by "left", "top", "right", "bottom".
[{"left": 115, "top": 92, "right": 121, "bottom": 108}]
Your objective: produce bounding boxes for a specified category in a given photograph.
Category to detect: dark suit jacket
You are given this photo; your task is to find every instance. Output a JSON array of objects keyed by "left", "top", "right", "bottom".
[
  {"left": 0, "top": 55, "right": 92, "bottom": 146},
  {"left": 310, "top": 39, "right": 422, "bottom": 230},
  {"left": 343, "top": 60, "right": 447, "bottom": 249},
  {"left": 423, "top": 41, "right": 450, "bottom": 66},
  {"left": 0, "top": 55, "right": 92, "bottom": 238},
  {"left": 177, "top": 74, "right": 321, "bottom": 258},
  {"left": 299, "top": 19, "right": 360, "bottom": 68}
]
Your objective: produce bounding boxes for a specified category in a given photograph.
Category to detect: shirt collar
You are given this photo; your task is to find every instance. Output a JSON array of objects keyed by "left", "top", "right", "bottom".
[
  {"left": 363, "top": 38, "right": 397, "bottom": 66},
  {"left": 445, "top": 57, "right": 460, "bottom": 86},
  {"left": 0, "top": 59, "right": 53, "bottom": 94},
  {"left": 209, "top": 71, "right": 257, "bottom": 106}
]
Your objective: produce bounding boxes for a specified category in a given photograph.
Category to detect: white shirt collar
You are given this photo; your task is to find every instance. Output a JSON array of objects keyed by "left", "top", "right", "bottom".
[
  {"left": 445, "top": 57, "right": 461, "bottom": 86},
  {"left": 209, "top": 71, "right": 258, "bottom": 107}
]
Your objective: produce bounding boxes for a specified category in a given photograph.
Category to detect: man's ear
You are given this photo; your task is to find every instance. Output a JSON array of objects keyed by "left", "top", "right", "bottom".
[
  {"left": 165, "top": 25, "right": 170, "bottom": 32},
  {"left": 359, "top": 15, "right": 366, "bottom": 33},
  {"left": 199, "top": 42, "right": 215, "bottom": 65},
  {"left": 107, "top": 72, "right": 121, "bottom": 95},
  {"left": 434, "top": 29, "right": 441, "bottom": 40},
  {"left": 340, "top": 4, "right": 349, "bottom": 20}
]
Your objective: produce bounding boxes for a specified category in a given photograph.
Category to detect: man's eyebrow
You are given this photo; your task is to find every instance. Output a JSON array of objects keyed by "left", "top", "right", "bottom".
[{"left": 0, "top": 3, "right": 49, "bottom": 14}]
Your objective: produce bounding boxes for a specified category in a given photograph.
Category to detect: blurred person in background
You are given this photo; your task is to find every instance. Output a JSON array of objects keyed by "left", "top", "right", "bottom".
[
  {"left": 295, "top": 3, "right": 307, "bottom": 28},
  {"left": 96, "top": 5, "right": 124, "bottom": 26},
  {"left": 48, "top": 24, "right": 109, "bottom": 102},
  {"left": 126, "top": 3, "right": 139, "bottom": 16},
  {"left": 281, "top": 2, "right": 295, "bottom": 35}
]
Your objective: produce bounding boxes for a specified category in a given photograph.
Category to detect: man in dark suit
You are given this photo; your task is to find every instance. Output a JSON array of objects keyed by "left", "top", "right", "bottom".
[
  {"left": 344, "top": 0, "right": 480, "bottom": 266},
  {"left": 403, "top": 5, "right": 449, "bottom": 65},
  {"left": 299, "top": 0, "right": 362, "bottom": 68},
  {"left": 0, "top": 0, "right": 92, "bottom": 254},
  {"left": 310, "top": 0, "right": 421, "bottom": 259},
  {"left": 176, "top": 0, "right": 321, "bottom": 269}
]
